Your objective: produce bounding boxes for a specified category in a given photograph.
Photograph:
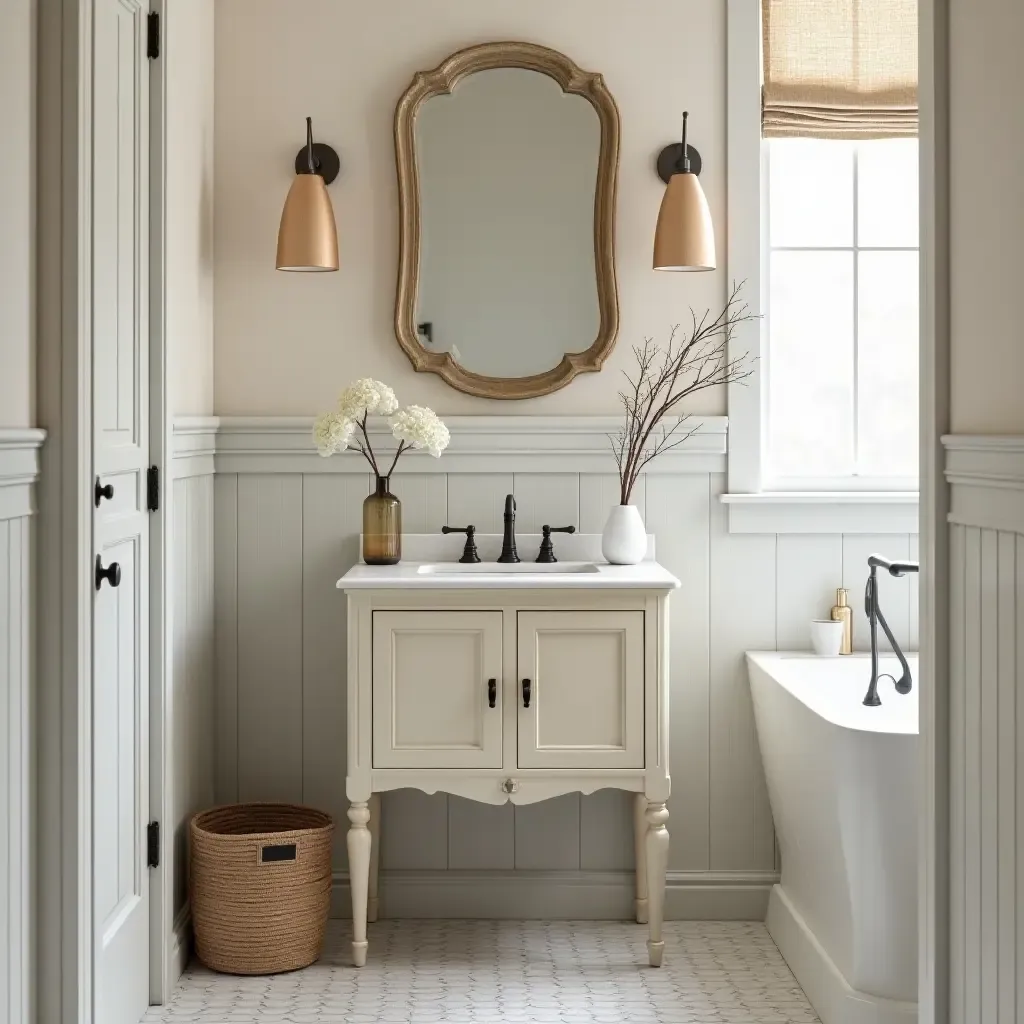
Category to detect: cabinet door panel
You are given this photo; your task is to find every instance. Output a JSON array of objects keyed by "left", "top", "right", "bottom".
[
  {"left": 373, "top": 611, "right": 503, "bottom": 768},
  {"left": 517, "top": 611, "right": 644, "bottom": 769}
]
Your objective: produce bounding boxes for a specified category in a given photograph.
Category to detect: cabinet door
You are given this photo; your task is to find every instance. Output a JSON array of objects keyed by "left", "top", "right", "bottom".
[
  {"left": 373, "top": 611, "right": 503, "bottom": 769},
  {"left": 517, "top": 611, "right": 645, "bottom": 770}
]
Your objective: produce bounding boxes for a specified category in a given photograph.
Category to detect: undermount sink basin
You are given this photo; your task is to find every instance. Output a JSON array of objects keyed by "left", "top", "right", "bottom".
[{"left": 417, "top": 561, "right": 601, "bottom": 575}]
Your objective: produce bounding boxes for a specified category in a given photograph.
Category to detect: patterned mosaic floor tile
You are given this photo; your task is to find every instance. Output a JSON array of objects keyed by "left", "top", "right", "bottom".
[{"left": 141, "top": 920, "right": 819, "bottom": 1024}]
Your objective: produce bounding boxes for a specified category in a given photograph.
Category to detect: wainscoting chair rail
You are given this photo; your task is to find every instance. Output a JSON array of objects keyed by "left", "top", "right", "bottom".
[
  {"left": 0, "top": 427, "right": 46, "bottom": 519},
  {"left": 173, "top": 415, "right": 728, "bottom": 477}
]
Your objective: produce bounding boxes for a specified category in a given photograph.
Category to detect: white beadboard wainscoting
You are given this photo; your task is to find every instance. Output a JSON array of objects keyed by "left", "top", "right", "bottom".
[
  {"left": 944, "top": 436, "right": 1024, "bottom": 1024},
  {"left": 169, "top": 443, "right": 217, "bottom": 968},
  {"left": 0, "top": 428, "right": 43, "bottom": 1024},
  {"left": 173, "top": 416, "right": 919, "bottom": 921}
]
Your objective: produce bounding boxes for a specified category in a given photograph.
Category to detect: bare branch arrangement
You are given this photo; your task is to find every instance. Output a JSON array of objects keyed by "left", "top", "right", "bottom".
[{"left": 609, "top": 283, "right": 758, "bottom": 505}]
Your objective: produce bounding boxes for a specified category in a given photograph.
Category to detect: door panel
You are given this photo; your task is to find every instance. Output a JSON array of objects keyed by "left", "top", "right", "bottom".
[
  {"left": 94, "top": 537, "right": 147, "bottom": 999},
  {"left": 93, "top": 0, "right": 144, "bottom": 452},
  {"left": 91, "top": 0, "right": 150, "bottom": 1020},
  {"left": 93, "top": 538, "right": 141, "bottom": 919},
  {"left": 517, "top": 611, "right": 644, "bottom": 770},
  {"left": 373, "top": 611, "right": 503, "bottom": 768}
]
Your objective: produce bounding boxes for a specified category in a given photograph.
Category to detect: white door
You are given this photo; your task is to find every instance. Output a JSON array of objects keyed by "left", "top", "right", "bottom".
[
  {"left": 517, "top": 611, "right": 645, "bottom": 769},
  {"left": 372, "top": 611, "right": 503, "bottom": 768},
  {"left": 92, "top": 0, "right": 151, "bottom": 1020}
]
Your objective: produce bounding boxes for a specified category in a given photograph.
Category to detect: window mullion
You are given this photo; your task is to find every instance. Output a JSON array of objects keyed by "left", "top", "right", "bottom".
[{"left": 771, "top": 245, "right": 918, "bottom": 252}]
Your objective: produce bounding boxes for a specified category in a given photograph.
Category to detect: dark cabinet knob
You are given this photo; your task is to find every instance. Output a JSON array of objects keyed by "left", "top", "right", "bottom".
[
  {"left": 522, "top": 678, "right": 531, "bottom": 708},
  {"left": 95, "top": 555, "right": 121, "bottom": 590},
  {"left": 488, "top": 678, "right": 497, "bottom": 708},
  {"left": 94, "top": 478, "right": 115, "bottom": 506}
]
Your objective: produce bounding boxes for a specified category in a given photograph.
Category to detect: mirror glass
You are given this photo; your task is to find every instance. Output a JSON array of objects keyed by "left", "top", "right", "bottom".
[{"left": 414, "top": 68, "right": 601, "bottom": 379}]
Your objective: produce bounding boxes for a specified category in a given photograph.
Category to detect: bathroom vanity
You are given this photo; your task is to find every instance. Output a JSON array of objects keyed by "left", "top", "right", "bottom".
[{"left": 337, "top": 534, "right": 678, "bottom": 968}]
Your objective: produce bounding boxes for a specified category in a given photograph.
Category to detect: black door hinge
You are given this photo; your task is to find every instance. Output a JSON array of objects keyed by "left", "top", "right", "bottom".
[
  {"left": 146, "top": 465, "right": 159, "bottom": 512},
  {"left": 147, "top": 12, "right": 160, "bottom": 59},
  {"left": 146, "top": 821, "right": 160, "bottom": 868}
]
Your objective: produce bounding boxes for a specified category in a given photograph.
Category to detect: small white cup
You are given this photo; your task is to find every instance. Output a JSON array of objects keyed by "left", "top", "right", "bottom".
[{"left": 810, "top": 619, "right": 845, "bottom": 656}]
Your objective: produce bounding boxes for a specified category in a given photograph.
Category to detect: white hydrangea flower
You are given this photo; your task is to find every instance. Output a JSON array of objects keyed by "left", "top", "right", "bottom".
[
  {"left": 313, "top": 411, "right": 356, "bottom": 457},
  {"left": 336, "top": 378, "right": 399, "bottom": 420},
  {"left": 391, "top": 405, "right": 451, "bottom": 458},
  {"left": 313, "top": 381, "right": 450, "bottom": 470}
]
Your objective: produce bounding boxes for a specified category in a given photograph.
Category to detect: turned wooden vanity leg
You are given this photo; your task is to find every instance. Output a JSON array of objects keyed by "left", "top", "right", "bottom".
[
  {"left": 367, "top": 793, "right": 381, "bottom": 923},
  {"left": 347, "top": 801, "right": 371, "bottom": 967},
  {"left": 644, "top": 801, "right": 669, "bottom": 967},
  {"left": 633, "top": 793, "right": 649, "bottom": 924}
]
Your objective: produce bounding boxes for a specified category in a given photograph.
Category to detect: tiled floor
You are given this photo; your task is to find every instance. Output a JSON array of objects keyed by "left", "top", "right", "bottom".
[{"left": 142, "top": 919, "right": 819, "bottom": 1024}]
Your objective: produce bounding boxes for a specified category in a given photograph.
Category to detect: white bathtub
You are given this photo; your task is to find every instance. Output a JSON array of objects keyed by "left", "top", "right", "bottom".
[{"left": 747, "top": 653, "right": 918, "bottom": 1024}]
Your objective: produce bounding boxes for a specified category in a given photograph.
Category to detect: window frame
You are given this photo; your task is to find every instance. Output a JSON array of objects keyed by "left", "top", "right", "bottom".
[{"left": 723, "top": 0, "right": 919, "bottom": 534}]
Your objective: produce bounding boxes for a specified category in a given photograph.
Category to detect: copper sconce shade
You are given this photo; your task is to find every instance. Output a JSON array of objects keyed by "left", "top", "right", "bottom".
[
  {"left": 653, "top": 172, "right": 715, "bottom": 271},
  {"left": 276, "top": 117, "right": 340, "bottom": 272},
  {"left": 652, "top": 111, "right": 716, "bottom": 272}
]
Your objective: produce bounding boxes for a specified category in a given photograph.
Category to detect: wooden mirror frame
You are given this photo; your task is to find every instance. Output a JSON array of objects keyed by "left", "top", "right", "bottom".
[{"left": 394, "top": 42, "right": 621, "bottom": 400}]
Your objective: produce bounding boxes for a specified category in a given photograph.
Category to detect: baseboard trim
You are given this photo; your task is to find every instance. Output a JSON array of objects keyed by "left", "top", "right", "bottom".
[
  {"left": 169, "top": 904, "right": 192, "bottom": 981},
  {"left": 766, "top": 885, "right": 916, "bottom": 1024},
  {"left": 329, "top": 869, "right": 776, "bottom": 921},
  {"left": 665, "top": 870, "right": 775, "bottom": 920}
]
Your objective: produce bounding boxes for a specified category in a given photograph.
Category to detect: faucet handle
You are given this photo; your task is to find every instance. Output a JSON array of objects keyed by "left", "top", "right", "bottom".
[
  {"left": 441, "top": 524, "right": 481, "bottom": 563},
  {"left": 536, "top": 525, "right": 576, "bottom": 563}
]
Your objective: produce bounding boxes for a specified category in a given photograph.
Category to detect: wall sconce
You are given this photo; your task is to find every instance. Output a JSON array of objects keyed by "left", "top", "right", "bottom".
[
  {"left": 276, "top": 117, "right": 340, "bottom": 272},
  {"left": 652, "top": 111, "right": 716, "bottom": 272}
]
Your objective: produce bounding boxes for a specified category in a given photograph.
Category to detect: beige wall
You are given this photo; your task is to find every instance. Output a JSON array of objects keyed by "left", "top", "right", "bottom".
[
  {"left": 949, "top": 0, "right": 1024, "bottom": 433},
  {"left": 0, "top": 0, "right": 36, "bottom": 428},
  {"left": 168, "top": 0, "right": 215, "bottom": 416},
  {"left": 214, "top": 0, "right": 726, "bottom": 416}
]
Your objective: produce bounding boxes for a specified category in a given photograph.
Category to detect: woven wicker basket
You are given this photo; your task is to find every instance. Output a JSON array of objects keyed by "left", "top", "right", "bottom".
[{"left": 190, "top": 803, "right": 334, "bottom": 975}]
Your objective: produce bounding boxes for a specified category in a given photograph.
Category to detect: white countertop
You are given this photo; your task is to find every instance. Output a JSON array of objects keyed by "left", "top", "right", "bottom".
[
  {"left": 336, "top": 533, "right": 679, "bottom": 590},
  {"left": 337, "top": 559, "right": 680, "bottom": 591}
]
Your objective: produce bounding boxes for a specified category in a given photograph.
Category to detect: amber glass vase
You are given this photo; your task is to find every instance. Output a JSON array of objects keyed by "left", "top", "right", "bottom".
[{"left": 362, "top": 476, "right": 401, "bottom": 565}]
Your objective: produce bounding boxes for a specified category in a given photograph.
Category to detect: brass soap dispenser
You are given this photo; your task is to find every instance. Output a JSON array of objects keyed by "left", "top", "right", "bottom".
[{"left": 831, "top": 588, "right": 852, "bottom": 655}]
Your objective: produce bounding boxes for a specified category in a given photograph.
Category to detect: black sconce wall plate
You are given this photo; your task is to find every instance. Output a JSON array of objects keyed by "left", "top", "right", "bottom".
[
  {"left": 656, "top": 143, "right": 703, "bottom": 183},
  {"left": 294, "top": 142, "right": 340, "bottom": 185}
]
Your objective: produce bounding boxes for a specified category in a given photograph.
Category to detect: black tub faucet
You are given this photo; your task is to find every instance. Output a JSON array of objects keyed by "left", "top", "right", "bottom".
[
  {"left": 863, "top": 554, "right": 920, "bottom": 706},
  {"left": 498, "top": 494, "right": 520, "bottom": 563}
]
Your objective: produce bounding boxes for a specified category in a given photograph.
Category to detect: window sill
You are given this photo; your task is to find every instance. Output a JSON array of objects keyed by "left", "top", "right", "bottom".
[{"left": 721, "top": 491, "right": 919, "bottom": 534}]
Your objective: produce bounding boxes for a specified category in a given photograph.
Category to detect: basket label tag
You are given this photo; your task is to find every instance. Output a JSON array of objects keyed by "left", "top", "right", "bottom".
[{"left": 261, "top": 843, "right": 298, "bottom": 863}]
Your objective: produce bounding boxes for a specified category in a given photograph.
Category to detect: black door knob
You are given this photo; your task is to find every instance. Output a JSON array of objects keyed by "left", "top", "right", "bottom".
[
  {"left": 522, "top": 678, "right": 531, "bottom": 708},
  {"left": 95, "top": 555, "right": 122, "bottom": 590},
  {"left": 487, "top": 678, "right": 497, "bottom": 708},
  {"left": 94, "top": 478, "right": 115, "bottom": 506}
]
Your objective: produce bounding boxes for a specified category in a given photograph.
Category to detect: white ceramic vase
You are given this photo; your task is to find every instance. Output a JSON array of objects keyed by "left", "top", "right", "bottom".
[{"left": 601, "top": 504, "right": 647, "bottom": 565}]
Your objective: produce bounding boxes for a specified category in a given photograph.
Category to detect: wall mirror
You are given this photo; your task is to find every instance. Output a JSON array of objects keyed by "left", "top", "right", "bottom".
[{"left": 395, "top": 42, "right": 620, "bottom": 399}]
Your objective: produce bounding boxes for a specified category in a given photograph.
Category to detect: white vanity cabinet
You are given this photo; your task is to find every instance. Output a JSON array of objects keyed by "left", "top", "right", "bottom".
[
  {"left": 516, "top": 610, "right": 646, "bottom": 770},
  {"left": 338, "top": 555, "right": 678, "bottom": 969},
  {"left": 372, "top": 611, "right": 504, "bottom": 769}
]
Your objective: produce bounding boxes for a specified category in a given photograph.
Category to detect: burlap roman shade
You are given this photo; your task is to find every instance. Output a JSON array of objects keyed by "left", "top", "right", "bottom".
[{"left": 761, "top": 0, "right": 918, "bottom": 138}]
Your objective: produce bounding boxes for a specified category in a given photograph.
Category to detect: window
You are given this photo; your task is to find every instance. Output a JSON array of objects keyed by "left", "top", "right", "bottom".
[
  {"left": 723, "top": 1, "right": 920, "bottom": 533},
  {"left": 765, "top": 138, "right": 919, "bottom": 487}
]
